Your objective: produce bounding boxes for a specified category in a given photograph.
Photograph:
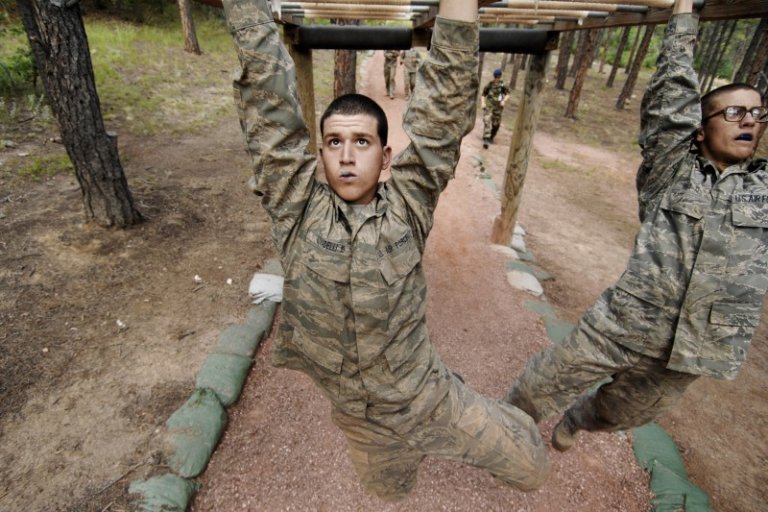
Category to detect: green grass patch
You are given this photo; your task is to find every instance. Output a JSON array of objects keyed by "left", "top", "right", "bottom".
[
  {"left": 16, "top": 153, "right": 73, "bottom": 180},
  {"left": 84, "top": 13, "right": 236, "bottom": 136}
]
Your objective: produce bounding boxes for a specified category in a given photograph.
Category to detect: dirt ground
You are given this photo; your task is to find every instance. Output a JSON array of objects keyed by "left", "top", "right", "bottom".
[{"left": 0, "top": 49, "right": 765, "bottom": 512}]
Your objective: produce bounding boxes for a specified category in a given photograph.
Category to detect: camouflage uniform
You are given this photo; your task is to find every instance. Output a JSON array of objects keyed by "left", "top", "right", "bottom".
[
  {"left": 505, "top": 13, "right": 768, "bottom": 435},
  {"left": 223, "top": 0, "right": 548, "bottom": 500},
  {"left": 384, "top": 49, "right": 400, "bottom": 98},
  {"left": 481, "top": 78, "right": 509, "bottom": 142},
  {"left": 400, "top": 49, "right": 422, "bottom": 99}
]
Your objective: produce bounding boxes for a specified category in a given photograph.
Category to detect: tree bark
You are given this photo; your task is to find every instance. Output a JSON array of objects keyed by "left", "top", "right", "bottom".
[
  {"left": 555, "top": 30, "right": 574, "bottom": 90},
  {"left": 735, "top": 19, "right": 767, "bottom": 85},
  {"left": 569, "top": 31, "right": 587, "bottom": 77},
  {"left": 624, "top": 26, "right": 641, "bottom": 74},
  {"left": 747, "top": 23, "right": 768, "bottom": 91},
  {"left": 697, "top": 21, "right": 722, "bottom": 88},
  {"left": 565, "top": 29, "right": 599, "bottom": 119},
  {"left": 598, "top": 28, "right": 613, "bottom": 74},
  {"left": 178, "top": 0, "right": 201, "bottom": 55},
  {"left": 17, "top": 0, "right": 142, "bottom": 228},
  {"left": 332, "top": 19, "right": 357, "bottom": 97},
  {"left": 616, "top": 24, "right": 657, "bottom": 111},
  {"left": 607, "top": 26, "right": 630, "bottom": 87}
]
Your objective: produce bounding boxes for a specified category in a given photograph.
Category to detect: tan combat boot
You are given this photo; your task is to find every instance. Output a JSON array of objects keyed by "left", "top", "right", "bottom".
[{"left": 551, "top": 414, "right": 578, "bottom": 452}]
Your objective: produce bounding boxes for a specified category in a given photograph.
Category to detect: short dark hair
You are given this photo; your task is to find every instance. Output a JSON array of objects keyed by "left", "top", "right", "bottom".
[
  {"left": 701, "top": 83, "right": 764, "bottom": 122},
  {"left": 320, "top": 93, "right": 388, "bottom": 145}
]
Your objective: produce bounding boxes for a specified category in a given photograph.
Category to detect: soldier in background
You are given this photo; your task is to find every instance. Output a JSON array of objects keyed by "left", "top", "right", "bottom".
[
  {"left": 505, "top": 0, "right": 768, "bottom": 452},
  {"left": 400, "top": 48, "right": 422, "bottom": 100},
  {"left": 223, "top": 0, "right": 549, "bottom": 501},
  {"left": 481, "top": 68, "right": 510, "bottom": 148},
  {"left": 384, "top": 49, "right": 400, "bottom": 99}
]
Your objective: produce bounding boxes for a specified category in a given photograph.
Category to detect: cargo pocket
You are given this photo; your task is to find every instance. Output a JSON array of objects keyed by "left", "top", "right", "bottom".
[
  {"left": 729, "top": 202, "right": 768, "bottom": 271},
  {"left": 704, "top": 300, "right": 761, "bottom": 364},
  {"left": 610, "top": 267, "right": 675, "bottom": 345},
  {"left": 290, "top": 328, "right": 343, "bottom": 399},
  {"left": 660, "top": 189, "right": 707, "bottom": 221}
]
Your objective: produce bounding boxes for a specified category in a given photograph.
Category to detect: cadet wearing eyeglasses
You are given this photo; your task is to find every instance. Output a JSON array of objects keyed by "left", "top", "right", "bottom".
[{"left": 504, "top": 0, "right": 767, "bottom": 452}]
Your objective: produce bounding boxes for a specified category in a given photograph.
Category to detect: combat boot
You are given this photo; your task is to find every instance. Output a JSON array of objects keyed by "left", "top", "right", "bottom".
[{"left": 551, "top": 413, "right": 578, "bottom": 452}]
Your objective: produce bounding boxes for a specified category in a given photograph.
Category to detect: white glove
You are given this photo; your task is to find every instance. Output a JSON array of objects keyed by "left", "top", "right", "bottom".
[{"left": 248, "top": 273, "right": 284, "bottom": 304}]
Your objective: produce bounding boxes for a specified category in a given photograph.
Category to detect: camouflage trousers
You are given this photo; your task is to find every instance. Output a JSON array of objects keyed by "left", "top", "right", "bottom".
[
  {"left": 504, "top": 319, "right": 698, "bottom": 433},
  {"left": 384, "top": 61, "right": 397, "bottom": 97},
  {"left": 482, "top": 107, "right": 503, "bottom": 141},
  {"left": 332, "top": 374, "right": 549, "bottom": 501},
  {"left": 403, "top": 70, "right": 417, "bottom": 98}
]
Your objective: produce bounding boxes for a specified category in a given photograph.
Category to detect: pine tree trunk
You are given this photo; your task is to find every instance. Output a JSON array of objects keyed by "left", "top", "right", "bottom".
[
  {"left": 624, "top": 27, "right": 641, "bottom": 74},
  {"left": 704, "top": 20, "right": 737, "bottom": 93},
  {"left": 607, "top": 26, "right": 631, "bottom": 87},
  {"left": 735, "top": 19, "right": 768, "bottom": 85},
  {"left": 565, "top": 29, "right": 599, "bottom": 119},
  {"left": 178, "top": 0, "right": 201, "bottom": 55},
  {"left": 599, "top": 28, "right": 613, "bottom": 74},
  {"left": 697, "top": 21, "right": 723, "bottom": 89},
  {"left": 747, "top": 26, "right": 768, "bottom": 91},
  {"left": 616, "top": 24, "right": 657, "bottom": 110},
  {"left": 16, "top": 0, "right": 142, "bottom": 228},
  {"left": 555, "top": 30, "right": 574, "bottom": 90},
  {"left": 569, "top": 31, "right": 587, "bottom": 77},
  {"left": 333, "top": 19, "right": 357, "bottom": 97}
]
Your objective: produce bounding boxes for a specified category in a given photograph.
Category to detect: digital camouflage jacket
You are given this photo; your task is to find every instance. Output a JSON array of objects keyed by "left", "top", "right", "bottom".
[
  {"left": 584, "top": 13, "right": 768, "bottom": 380},
  {"left": 224, "top": 0, "right": 479, "bottom": 430}
]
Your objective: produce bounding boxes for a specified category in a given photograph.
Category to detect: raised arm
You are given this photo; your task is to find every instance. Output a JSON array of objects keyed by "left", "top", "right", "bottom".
[
  {"left": 223, "top": 0, "right": 316, "bottom": 255},
  {"left": 387, "top": 0, "right": 479, "bottom": 247},
  {"left": 636, "top": 0, "right": 699, "bottom": 203}
]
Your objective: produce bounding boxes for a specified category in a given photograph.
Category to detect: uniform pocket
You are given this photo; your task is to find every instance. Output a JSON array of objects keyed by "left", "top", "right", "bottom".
[
  {"left": 703, "top": 300, "right": 761, "bottom": 364},
  {"left": 379, "top": 229, "right": 420, "bottom": 285},
  {"left": 731, "top": 201, "right": 768, "bottom": 228},
  {"left": 290, "top": 328, "right": 343, "bottom": 398}
]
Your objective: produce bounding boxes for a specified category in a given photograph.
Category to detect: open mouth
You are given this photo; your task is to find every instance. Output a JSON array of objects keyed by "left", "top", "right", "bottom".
[
  {"left": 340, "top": 172, "right": 356, "bottom": 179},
  {"left": 736, "top": 133, "right": 753, "bottom": 141}
]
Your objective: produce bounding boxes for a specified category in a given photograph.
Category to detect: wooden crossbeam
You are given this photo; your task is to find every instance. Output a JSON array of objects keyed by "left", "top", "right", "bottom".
[{"left": 196, "top": 0, "right": 768, "bottom": 30}]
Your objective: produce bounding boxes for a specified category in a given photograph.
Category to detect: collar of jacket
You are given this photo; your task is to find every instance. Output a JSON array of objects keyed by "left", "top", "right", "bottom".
[{"left": 328, "top": 182, "right": 389, "bottom": 224}]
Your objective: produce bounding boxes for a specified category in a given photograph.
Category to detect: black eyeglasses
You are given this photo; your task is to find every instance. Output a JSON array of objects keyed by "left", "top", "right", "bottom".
[{"left": 702, "top": 105, "right": 768, "bottom": 123}]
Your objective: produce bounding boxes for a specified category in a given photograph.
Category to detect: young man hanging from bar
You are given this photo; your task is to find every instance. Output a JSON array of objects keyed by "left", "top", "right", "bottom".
[
  {"left": 505, "top": 0, "right": 768, "bottom": 452},
  {"left": 222, "top": 0, "right": 549, "bottom": 500}
]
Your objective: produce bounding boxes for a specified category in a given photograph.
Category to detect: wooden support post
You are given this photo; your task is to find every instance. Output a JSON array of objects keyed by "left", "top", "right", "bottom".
[
  {"left": 287, "top": 38, "right": 318, "bottom": 153},
  {"left": 491, "top": 51, "right": 550, "bottom": 246}
]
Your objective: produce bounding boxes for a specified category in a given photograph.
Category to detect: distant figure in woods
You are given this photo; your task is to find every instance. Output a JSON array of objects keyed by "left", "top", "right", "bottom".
[
  {"left": 400, "top": 48, "right": 422, "bottom": 100},
  {"left": 384, "top": 49, "right": 400, "bottom": 99},
  {"left": 505, "top": 0, "right": 768, "bottom": 452},
  {"left": 481, "top": 67, "right": 510, "bottom": 149},
  {"left": 223, "top": 0, "right": 549, "bottom": 501}
]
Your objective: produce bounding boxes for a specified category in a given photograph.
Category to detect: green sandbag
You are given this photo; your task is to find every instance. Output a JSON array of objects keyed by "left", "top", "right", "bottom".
[
  {"left": 649, "top": 461, "right": 710, "bottom": 512},
  {"left": 245, "top": 300, "right": 278, "bottom": 338},
  {"left": 195, "top": 352, "right": 253, "bottom": 406},
  {"left": 632, "top": 422, "right": 688, "bottom": 477},
  {"left": 165, "top": 388, "right": 227, "bottom": 478},
  {"left": 216, "top": 323, "right": 264, "bottom": 358},
  {"left": 128, "top": 473, "right": 198, "bottom": 512}
]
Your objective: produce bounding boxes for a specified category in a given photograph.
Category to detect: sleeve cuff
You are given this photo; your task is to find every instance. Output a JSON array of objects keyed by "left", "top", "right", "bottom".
[
  {"left": 223, "top": 0, "right": 274, "bottom": 33},
  {"left": 432, "top": 16, "right": 479, "bottom": 52}
]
